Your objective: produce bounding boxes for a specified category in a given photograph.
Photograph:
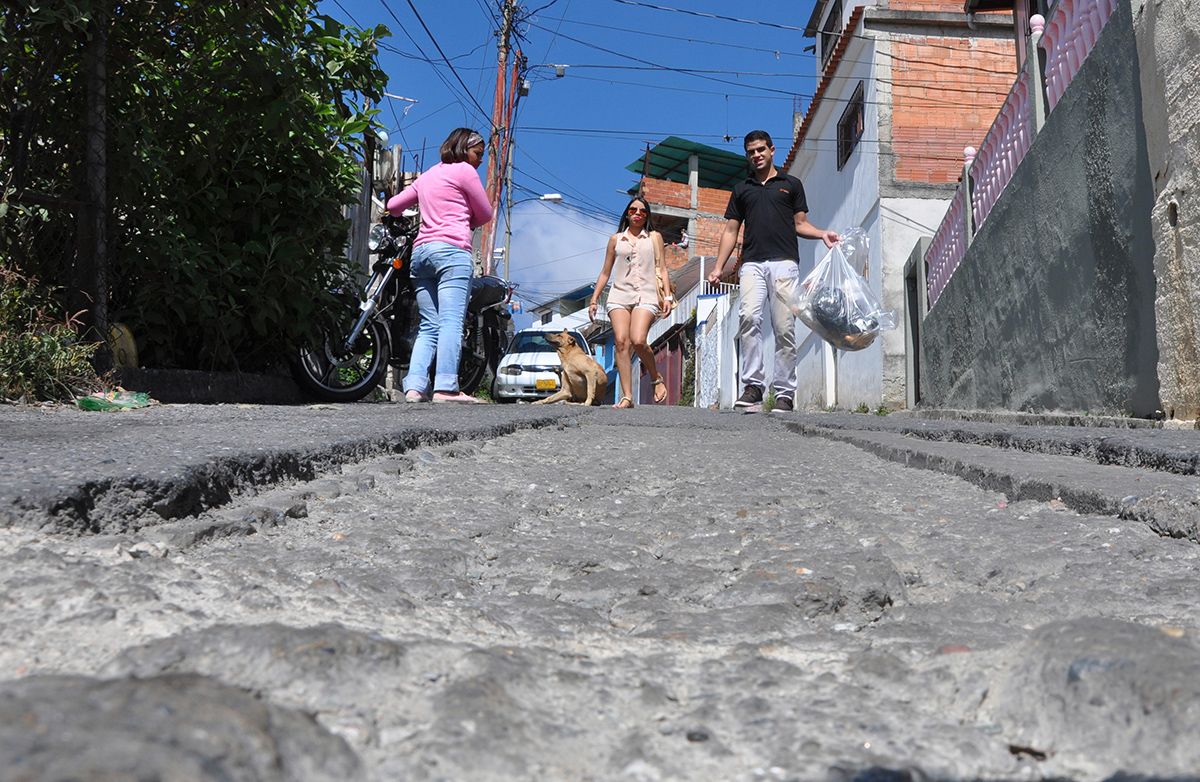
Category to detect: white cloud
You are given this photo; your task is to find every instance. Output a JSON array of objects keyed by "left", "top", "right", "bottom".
[{"left": 501, "top": 201, "right": 614, "bottom": 328}]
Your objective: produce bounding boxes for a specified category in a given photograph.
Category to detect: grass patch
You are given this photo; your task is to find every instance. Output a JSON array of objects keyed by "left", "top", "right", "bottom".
[{"left": 1, "top": 267, "right": 103, "bottom": 401}]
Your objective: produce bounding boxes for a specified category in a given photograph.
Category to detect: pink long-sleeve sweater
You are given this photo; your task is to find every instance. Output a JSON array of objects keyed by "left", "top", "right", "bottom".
[{"left": 386, "top": 161, "right": 493, "bottom": 253}]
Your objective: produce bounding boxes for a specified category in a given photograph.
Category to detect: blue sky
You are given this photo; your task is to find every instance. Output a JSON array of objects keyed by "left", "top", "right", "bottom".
[{"left": 317, "top": 0, "right": 823, "bottom": 322}]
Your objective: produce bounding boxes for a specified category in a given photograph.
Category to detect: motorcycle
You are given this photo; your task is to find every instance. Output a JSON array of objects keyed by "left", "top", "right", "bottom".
[{"left": 291, "top": 208, "right": 513, "bottom": 402}]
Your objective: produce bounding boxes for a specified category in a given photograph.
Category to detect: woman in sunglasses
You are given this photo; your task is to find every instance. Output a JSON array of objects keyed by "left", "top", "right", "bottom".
[{"left": 588, "top": 196, "right": 674, "bottom": 408}]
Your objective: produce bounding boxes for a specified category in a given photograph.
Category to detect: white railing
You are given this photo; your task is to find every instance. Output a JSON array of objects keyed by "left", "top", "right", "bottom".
[
  {"left": 647, "top": 280, "right": 737, "bottom": 344},
  {"left": 971, "top": 68, "right": 1034, "bottom": 230},
  {"left": 926, "top": 163, "right": 970, "bottom": 306},
  {"left": 1041, "top": 0, "right": 1118, "bottom": 110},
  {"left": 923, "top": 0, "right": 1117, "bottom": 308}
]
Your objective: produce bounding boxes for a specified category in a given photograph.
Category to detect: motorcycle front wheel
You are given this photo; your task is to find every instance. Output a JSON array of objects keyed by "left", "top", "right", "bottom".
[
  {"left": 291, "top": 319, "right": 390, "bottom": 402},
  {"left": 457, "top": 328, "right": 488, "bottom": 395}
]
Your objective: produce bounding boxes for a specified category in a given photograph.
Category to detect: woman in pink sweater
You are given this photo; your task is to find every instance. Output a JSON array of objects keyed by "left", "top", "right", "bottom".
[{"left": 387, "top": 128, "right": 493, "bottom": 403}]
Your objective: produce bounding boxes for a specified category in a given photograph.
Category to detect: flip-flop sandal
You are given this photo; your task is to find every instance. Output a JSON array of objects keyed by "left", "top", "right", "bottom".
[
  {"left": 652, "top": 378, "right": 667, "bottom": 403},
  {"left": 613, "top": 396, "right": 634, "bottom": 409}
]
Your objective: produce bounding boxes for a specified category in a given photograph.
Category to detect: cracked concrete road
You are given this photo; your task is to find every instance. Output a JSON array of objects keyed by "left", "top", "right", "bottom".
[{"left": 2, "top": 405, "right": 1200, "bottom": 781}]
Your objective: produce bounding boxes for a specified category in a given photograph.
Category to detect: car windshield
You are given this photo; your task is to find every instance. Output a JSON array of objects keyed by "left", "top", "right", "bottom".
[{"left": 507, "top": 332, "right": 587, "bottom": 354}]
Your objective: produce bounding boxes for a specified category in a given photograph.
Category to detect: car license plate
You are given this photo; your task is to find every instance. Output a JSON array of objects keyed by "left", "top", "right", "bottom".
[{"left": 536, "top": 378, "right": 557, "bottom": 390}]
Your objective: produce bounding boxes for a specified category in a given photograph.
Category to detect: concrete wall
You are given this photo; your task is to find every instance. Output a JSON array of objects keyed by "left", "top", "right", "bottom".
[
  {"left": 1135, "top": 0, "right": 1200, "bottom": 421},
  {"left": 880, "top": 196, "right": 952, "bottom": 405},
  {"left": 920, "top": 0, "right": 1159, "bottom": 416}
]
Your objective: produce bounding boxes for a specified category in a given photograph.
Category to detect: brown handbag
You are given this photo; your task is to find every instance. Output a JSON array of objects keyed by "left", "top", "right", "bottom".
[{"left": 653, "top": 236, "right": 674, "bottom": 316}]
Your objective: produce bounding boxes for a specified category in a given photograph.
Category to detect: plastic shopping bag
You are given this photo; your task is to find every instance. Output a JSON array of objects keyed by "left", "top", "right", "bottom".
[
  {"left": 783, "top": 228, "right": 896, "bottom": 352},
  {"left": 75, "top": 390, "right": 152, "bottom": 411}
]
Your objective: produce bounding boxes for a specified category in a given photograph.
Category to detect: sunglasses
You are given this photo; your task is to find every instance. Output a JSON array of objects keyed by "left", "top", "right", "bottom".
[{"left": 627, "top": 206, "right": 648, "bottom": 214}]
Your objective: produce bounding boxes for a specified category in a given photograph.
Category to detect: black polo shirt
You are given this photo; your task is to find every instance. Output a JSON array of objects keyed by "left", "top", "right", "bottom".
[{"left": 724, "top": 173, "right": 809, "bottom": 264}]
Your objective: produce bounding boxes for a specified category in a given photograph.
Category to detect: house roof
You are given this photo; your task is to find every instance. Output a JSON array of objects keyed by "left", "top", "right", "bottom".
[{"left": 625, "top": 136, "right": 749, "bottom": 192}]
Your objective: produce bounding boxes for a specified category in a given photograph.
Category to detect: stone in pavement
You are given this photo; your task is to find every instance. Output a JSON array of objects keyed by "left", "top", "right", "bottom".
[
  {"left": 1, "top": 406, "right": 1199, "bottom": 781},
  {"left": 0, "top": 673, "right": 365, "bottom": 781}
]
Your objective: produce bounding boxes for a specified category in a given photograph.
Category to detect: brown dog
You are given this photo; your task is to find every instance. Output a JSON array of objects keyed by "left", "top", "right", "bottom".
[{"left": 532, "top": 330, "right": 608, "bottom": 406}]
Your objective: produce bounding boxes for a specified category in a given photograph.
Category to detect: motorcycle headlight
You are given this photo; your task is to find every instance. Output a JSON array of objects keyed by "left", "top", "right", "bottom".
[{"left": 367, "top": 223, "right": 390, "bottom": 253}]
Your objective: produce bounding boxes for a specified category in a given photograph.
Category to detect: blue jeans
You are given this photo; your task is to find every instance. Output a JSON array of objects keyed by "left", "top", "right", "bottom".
[{"left": 403, "top": 241, "right": 473, "bottom": 394}]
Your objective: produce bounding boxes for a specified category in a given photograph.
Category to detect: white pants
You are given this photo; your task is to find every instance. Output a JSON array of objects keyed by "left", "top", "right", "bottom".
[{"left": 738, "top": 260, "right": 800, "bottom": 398}]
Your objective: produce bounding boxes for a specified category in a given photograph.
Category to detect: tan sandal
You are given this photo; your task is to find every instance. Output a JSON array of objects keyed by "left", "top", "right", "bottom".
[
  {"left": 652, "top": 378, "right": 667, "bottom": 403},
  {"left": 614, "top": 396, "right": 634, "bottom": 409}
]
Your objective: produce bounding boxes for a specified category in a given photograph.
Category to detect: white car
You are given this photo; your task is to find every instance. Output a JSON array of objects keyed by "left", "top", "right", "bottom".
[{"left": 492, "top": 328, "right": 592, "bottom": 402}]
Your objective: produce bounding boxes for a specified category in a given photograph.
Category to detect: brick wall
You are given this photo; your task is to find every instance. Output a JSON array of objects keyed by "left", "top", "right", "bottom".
[
  {"left": 890, "top": 36, "right": 1016, "bottom": 183},
  {"left": 692, "top": 215, "right": 735, "bottom": 256},
  {"left": 696, "top": 186, "right": 733, "bottom": 214},
  {"left": 639, "top": 177, "right": 735, "bottom": 216},
  {"left": 635, "top": 175, "right": 743, "bottom": 271},
  {"left": 641, "top": 179, "right": 689, "bottom": 209}
]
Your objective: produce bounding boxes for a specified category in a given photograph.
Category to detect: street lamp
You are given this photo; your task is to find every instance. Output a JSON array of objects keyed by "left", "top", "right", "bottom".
[{"left": 502, "top": 186, "right": 564, "bottom": 281}]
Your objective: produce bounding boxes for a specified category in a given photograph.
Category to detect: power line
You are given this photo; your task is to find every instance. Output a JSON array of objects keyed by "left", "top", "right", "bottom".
[
  {"left": 521, "top": 20, "right": 803, "bottom": 97},
  {"left": 523, "top": 20, "right": 1016, "bottom": 107},
  {"left": 543, "top": 16, "right": 815, "bottom": 60},
  {"left": 535, "top": 0, "right": 572, "bottom": 63},
  {"left": 608, "top": 0, "right": 809, "bottom": 32},
  {"left": 331, "top": 0, "right": 362, "bottom": 26},
  {"left": 532, "top": 63, "right": 814, "bottom": 79},
  {"left": 397, "top": 0, "right": 493, "bottom": 119},
  {"left": 374, "top": 2, "right": 490, "bottom": 125},
  {"left": 555, "top": 73, "right": 793, "bottom": 101},
  {"left": 378, "top": 39, "right": 491, "bottom": 66},
  {"left": 512, "top": 244, "right": 609, "bottom": 270},
  {"left": 370, "top": 22, "right": 1016, "bottom": 107},
  {"left": 511, "top": 139, "right": 616, "bottom": 217}
]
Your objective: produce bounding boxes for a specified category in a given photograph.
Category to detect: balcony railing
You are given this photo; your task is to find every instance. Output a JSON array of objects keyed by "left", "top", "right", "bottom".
[
  {"left": 926, "top": 174, "right": 970, "bottom": 305},
  {"left": 924, "top": 0, "right": 1118, "bottom": 308},
  {"left": 1042, "top": 0, "right": 1119, "bottom": 110}
]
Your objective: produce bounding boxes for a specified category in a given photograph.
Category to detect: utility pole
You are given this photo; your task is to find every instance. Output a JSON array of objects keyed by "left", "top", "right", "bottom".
[
  {"left": 502, "top": 145, "right": 515, "bottom": 281},
  {"left": 81, "top": 0, "right": 109, "bottom": 349},
  {"left": 480, "top": 0, "right": 520, "bottom": 276}
]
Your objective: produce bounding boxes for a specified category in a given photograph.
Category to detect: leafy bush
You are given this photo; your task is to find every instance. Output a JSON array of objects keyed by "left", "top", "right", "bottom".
[
  {"left": 1, "top": 2, "right": 390, "bottom": 371},
  {"left": 0, "top": 267, "right": 101, "bottom": 401}
]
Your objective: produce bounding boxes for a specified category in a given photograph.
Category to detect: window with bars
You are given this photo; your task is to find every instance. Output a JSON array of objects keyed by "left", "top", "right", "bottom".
[{"left": 837, "top": 81, "right": 865, "bottom": 171}]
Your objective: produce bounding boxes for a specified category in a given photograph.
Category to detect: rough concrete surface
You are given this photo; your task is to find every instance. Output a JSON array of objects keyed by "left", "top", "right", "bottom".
[
  {"left": 2, "top": 404, "right": 1200, "bottom": 781},
  {"left": 1136, "top": 0, "right": 1200, "bottom": 421}
]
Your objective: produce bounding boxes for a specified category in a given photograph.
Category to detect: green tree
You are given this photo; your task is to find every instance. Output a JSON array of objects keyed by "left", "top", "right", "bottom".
[{"left": 1, "top": 1, "right": 389, "bottom": 371}]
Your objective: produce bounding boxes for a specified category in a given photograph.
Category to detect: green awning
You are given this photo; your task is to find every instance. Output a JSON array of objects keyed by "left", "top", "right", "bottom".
[{"left": 625, "top": 136, "right": 749, "bottom": 193}]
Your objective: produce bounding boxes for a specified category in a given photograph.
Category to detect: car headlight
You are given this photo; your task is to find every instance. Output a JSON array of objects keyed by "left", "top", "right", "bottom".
[
  {"left": 367, "top": 223, "right": 389, "bottom": 252},
  {"left": 499, "top": 365, "right": 522, "bottom": 376}
]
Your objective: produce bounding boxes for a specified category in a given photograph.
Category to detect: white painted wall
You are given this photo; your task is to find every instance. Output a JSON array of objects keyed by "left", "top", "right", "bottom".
[
  {"left": 789, "top": 33, "right": 885, "bottom": 410},
  {"left": 879, "top": 197, "right": 952, "bottom": 405}
]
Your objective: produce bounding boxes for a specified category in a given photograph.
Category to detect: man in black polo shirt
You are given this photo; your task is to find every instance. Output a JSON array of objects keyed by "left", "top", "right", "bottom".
[{"left": 706, "top": 130, "right": 838, "bottom": 412}]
